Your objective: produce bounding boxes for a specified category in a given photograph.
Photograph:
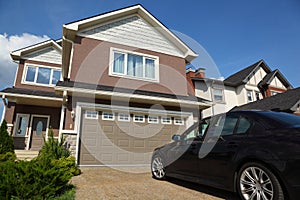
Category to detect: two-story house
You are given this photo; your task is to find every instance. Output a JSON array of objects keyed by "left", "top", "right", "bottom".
[
  {"left": 1, "top": 39, "right": 63, "bottom": 150},
  {"left": 0, "top": 5, "right": 210, "bottom": 166},
  {"left": 188, "top": 59, "right": 292, "bottom": 118}
]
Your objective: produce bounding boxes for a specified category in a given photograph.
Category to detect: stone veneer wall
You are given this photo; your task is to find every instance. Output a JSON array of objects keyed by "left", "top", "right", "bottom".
[{"left": 64, "top": 134, "right": 77, "bottom": 157}]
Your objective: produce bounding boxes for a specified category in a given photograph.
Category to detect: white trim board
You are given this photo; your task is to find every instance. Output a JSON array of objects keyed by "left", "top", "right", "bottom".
[{"left": 55, "top": 86, "right": 210, "bottom": 108}]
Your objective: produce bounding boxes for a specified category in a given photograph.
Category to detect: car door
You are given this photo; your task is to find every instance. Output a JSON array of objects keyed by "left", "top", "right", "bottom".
[
  {"left": 166, "top": 124, "right": 203, "bottom": 178},
  {"left": 196, "top": 113, "right": 252, "bottom": 189}
]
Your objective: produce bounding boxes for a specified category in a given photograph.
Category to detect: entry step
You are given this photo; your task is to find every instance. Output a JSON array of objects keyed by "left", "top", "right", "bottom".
[{"left": 15, "top": 150, "right": 39, "bottom": 160}]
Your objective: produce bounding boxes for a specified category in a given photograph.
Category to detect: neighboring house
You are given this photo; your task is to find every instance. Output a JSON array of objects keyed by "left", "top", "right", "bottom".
[
  {"left": 0, "top": 5, "right": 210, "bottom": 166},
  {"left": 232, "top": 87, "right": 300, "bottom": 116},
  {"left": 187, "top": 59, "right": 293, "bottom": 118}
]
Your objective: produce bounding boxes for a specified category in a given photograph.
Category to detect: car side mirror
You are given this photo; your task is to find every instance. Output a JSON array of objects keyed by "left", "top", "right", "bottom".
[{"left": 172, "top": 134, "right": 181, "bottom": 141}]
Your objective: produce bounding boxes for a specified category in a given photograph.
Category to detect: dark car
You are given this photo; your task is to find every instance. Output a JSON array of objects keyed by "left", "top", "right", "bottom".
[{"left": 151, "top": 110, "right": 300, "bottom": 200}]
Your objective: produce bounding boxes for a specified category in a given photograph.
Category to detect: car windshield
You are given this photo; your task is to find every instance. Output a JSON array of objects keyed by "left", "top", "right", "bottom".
[{"left": 260, "top": 112, "right": 300, "bottom": 127}]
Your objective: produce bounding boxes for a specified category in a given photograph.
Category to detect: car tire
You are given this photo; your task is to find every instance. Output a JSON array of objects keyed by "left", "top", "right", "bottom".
[
  {"left": 151, "top": 154, "right": 166, "bottom": 180},
  {"left": 237, "top": 162, "right": 284, "bottom": 200}
]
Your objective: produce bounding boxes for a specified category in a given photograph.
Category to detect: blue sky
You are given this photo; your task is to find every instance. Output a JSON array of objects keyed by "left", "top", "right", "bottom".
[{"left": 0, "top": 0, "right": 299, "bottom": 89}]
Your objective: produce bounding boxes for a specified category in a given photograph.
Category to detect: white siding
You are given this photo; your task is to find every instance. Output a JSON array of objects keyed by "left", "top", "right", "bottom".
[
  {"left": 79, "top": 15, "right": 184, "bottom": 58},
  {"left": 23, "top": 47, "right": 61, "bottom": 64},
  {"left": 270, "top": 76, "right": 286, "bottom": 89},
  {"left": 195, "top": 82, "right": 211, "bottom": 101}
]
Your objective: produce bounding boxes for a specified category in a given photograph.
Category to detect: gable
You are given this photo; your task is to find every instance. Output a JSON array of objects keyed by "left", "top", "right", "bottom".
[
  {"left": 270, "top": 76, "right": 286, "bottom": 89},
  {"left": 22, "top": 47, "right": 61, "bottom": 64},
  {"left": 247, "top": 65, "right": 269, "bottom": 85},
  {"left": 78, "top": 15, "right": 184, "bottom": 58}
]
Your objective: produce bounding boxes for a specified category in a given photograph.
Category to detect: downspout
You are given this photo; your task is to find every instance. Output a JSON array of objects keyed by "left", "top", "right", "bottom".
[{"left": 62, "top": 36, "right": 74, "bottom": 80}]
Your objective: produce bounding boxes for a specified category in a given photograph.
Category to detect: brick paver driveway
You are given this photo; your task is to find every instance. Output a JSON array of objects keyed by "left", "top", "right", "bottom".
[{"left": 71, "top": 167, "right": 239, "bottom": 200}]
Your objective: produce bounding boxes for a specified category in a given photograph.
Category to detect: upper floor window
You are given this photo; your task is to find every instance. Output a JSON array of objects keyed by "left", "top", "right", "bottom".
[
  {"left": 255, "top": 92, "right": 260, "bottom": 100},
  {"left": 24, "top": 64, "right": 61, "bottom": 86},
  {"left": 247, "top": 90, "right": 253, "bottom": 102},
  {"left": 110, "top": 48, "right": 159, "bottom": 82},
  {"left": 212, "top": 88, "right": 224, "bottom": 102}
]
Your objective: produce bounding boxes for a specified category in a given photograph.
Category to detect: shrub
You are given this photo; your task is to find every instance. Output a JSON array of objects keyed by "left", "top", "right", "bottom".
[
  {"left": 38, "top": 129, "right": 70, "bottom": 161},
  {"left": 0, "top": 120, "right": 14, "bottom": 154},
  {"left": 0, "top": 158, "right": 74, "bottom": 199},
  {"left": 0, "top": 152, "right": 16, "bottom": 162},
  {"left": 0, "top": 128, "right": 80, "bottom": 199}
]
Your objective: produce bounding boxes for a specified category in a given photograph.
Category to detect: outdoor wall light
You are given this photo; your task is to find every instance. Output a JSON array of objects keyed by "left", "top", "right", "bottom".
[{"left": 71, "top": 110, "right": 76, "bottom": 120}]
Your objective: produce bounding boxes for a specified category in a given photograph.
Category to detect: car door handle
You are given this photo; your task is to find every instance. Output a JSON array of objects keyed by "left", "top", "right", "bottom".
[{"left": 227, "top": 142, "right": 238, "bottom": 148}]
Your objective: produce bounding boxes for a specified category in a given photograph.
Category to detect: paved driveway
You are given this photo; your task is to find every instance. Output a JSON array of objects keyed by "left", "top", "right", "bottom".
[{"left": 71, "top": 167, "right": 239, "bottom": 200}]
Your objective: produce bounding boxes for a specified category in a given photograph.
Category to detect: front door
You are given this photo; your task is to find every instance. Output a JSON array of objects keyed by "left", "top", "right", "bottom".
[{"left": 29, "top": 116, "right": 49, "bottom": 150}]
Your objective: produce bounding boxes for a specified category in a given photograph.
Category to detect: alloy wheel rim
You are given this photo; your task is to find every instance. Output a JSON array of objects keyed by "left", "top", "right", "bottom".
[
  {"left": 240, "top": 166, "right": 274, "bottom": 200},
  {"left": 152, "top": 157, "right": 165, "bottom": 178}
]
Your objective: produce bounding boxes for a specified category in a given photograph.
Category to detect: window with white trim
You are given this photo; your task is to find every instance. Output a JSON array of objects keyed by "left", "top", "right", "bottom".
[
  {"left": 102, "top": 112, "right": 114, "bottom": 121},
  {"left": 118, "top": 113, "right": 130, "bottom": 122},
  {"left": 161, "top": 117, "right": 172, "bottom": 125},
  {"left": 247, "top": 90, "right": 253, "bottom": 102},
  {"left": 133, "top": 114, "right": 145, "bottom": 123},
  {"left": 85, "top": 110, "right": 98, "bottom": 119},
  {"left": 148, "top": 116, "right": 158, "bottom": 124},
  {"left": 174, "top": 118, "right": 184, "bottom": 125},
  {"left": 110, "top": 49, "right": 159, "bottom": 81},
  {"left": 212, "top": 88, "right": 224, "bottom": 102},
  {"left": 24, "top": 64, "right": 62, "bottom": 86}
]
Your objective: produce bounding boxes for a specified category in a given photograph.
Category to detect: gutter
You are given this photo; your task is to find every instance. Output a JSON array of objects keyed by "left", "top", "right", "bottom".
[{"left": 55, "top": 85, "right": 211, "bottom": 109}]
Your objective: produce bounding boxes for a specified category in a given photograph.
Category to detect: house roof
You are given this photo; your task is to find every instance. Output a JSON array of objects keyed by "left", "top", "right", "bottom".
[
  {"left": 258, "top": 69, "right": 292, "bottom": 89},
  {"left": 231, "top": 87, "right": 300, "bottom": 112},
  {"left": 224, "top": 59, "right": 272, "bottom": 87},
  {"left": 55, "top": 81, "right": 211, "bottom": 109},
  {"left": 10, "top": 39, "right": 62, "bottom": 61},
  {"left": 62, "top": 4, "right": 198, "bottom": 79}
]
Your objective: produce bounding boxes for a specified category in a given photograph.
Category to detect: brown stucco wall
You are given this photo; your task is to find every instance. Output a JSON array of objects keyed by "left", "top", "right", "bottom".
[
  {"left": 14, "top": 60, "right": 61, "bottom": 92},
  {"left": 70, "top": 37, "right": 188, "bottom": 96},
  {"left": 4, "top": 101, "right": 15, "bottom": 125}
]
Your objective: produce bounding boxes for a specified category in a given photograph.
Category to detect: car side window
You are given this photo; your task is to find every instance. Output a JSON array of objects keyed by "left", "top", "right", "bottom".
[
  {"left": 184, "top": 127, "right": 199, "bottom": 140},
  {"left": 221, "top": 115, "right": 239, "bottom": 136},
  {"left": 236, "top": 116, "right": 252, "bottom": 134}
]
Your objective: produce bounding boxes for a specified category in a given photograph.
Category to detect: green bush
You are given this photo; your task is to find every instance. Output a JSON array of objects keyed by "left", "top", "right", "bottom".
[
  {"left": 0, "top": 158, "right": 74, "bottom": 199},
  {"left": 0, "top": 128, "right": 80, "bottom": 199},
  {"left": 0, "top": 120, "right": 14, "bottom": 154},
  {"left": 38, "top": 129, "right": 70, "bottom": 161},
  {"left": 0, "top": 152, "right": 16, "bottom": 162}
]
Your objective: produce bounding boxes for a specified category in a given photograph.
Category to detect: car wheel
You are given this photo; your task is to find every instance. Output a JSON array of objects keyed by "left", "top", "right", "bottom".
[
  {"left": 237, "top": 162, "right": 284, "bottom": 200},
  {"left": 151, "top": 154, "right": 166, "bottom": 180}
]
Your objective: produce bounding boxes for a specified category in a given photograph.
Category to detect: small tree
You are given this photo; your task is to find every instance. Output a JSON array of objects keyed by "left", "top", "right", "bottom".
[
  {"left": 0, "top": 120, "right": 14, "bottom": 155},
  {"left": 37, "top": 129, "right": 70, "bottom": 161}
]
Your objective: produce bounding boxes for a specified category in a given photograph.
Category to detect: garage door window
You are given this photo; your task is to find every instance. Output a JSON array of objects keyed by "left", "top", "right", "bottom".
[
  {"left": 174, "top": 118, "right": 184, "bottom": 125},
  {"left": 102, "top": 112, "right": 115, "bottom": 121},
  {"left": 133, "top": 115, "right": 145, "bottom": 123},
  {"left": 148, "top": 116, "right": 158, "bottom": 124},
  {"left": 118, "top": 113, "right": 130, "bottom": 122},
  {"left": 85, "top": 111, "right": 98, "bottom": 119},
  {"left": 161, "top": 117, "right": 171, "bottom": 125}
]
